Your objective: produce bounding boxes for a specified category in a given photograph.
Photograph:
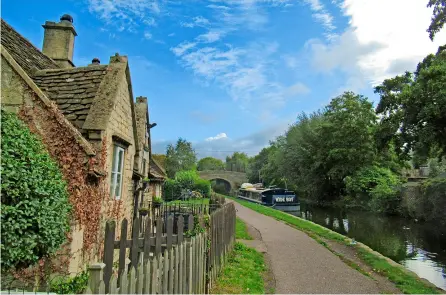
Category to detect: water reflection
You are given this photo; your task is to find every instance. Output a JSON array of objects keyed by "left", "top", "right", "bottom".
[{"left": 289, "top": 202, "right": 446, "bottom": 290}]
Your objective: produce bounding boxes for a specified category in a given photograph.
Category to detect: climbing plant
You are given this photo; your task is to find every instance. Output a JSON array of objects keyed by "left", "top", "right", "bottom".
[{"left": 0, "top": 110, "right": 71, "bottom": 271}]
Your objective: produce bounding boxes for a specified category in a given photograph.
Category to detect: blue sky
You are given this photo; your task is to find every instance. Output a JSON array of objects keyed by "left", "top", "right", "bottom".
[{"left": 2, "top": 0, "right": 444, "bottom": 159}]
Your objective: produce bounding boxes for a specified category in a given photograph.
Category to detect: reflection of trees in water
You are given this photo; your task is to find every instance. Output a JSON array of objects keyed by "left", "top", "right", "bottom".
[{"left": 300, "top": 202, "right": 446, "bottom": 268}]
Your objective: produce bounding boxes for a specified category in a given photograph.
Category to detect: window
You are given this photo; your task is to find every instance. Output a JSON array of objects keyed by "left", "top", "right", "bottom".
[{"left": 110, "top": 145, "right": 125, "bottom": 199}]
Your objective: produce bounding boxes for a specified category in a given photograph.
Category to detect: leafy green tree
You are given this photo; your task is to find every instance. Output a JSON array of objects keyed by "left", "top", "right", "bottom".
[
  {"left": 319, "top": 92, "right": 377, "bottom": 195},
  {"left": 225, "top": 152, "right": 249, "bottom": 172},
  {"left": 375, "top": 46, "right": 446, "bottom": 163},
  {"left": 427, "top": 0, "right": 446, "bottom": 40},
  {"left": 165, "top": 138, "right": 197, "bottom": 178},
  {"left": 247, "top": 147, "right": 273, "bottom": 183},
  {"left": 197, "top": 157, "right": 224, "bottom": 171},
  {"left": 1, "top": 110, "right": 71, "bottom": 271}
]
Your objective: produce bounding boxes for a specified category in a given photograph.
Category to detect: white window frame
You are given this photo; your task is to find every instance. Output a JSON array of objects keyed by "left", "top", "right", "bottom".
[{"left": 110, "top": 145, "right": 125, "bottom": 200}]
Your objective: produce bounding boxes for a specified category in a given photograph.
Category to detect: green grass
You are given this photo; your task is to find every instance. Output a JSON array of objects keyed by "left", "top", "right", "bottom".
[
  {"left": 211, "top": 242, "right": 265, "bottom": 294},
  {"left": 164, "top": 198, "right": 210, "bottom": 205},
  {"left": 358, "top": 248, "right": 441, "bottom": 294},
  {"left": 224, "top": 194, "right": 443, "bottom": 294},
  {"left": 236, "top": 217, "right": 253, "bottom": 240}
]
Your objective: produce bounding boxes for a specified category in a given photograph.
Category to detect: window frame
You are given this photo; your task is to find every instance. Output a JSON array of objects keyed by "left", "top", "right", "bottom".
[{"left": 110, "top": 144, "right": 125, "bottom": 200}]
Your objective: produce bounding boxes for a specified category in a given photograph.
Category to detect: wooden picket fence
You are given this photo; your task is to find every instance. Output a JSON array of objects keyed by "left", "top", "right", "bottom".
[{"left": 86, "top": 201, "right": 236, "bottom": 294}]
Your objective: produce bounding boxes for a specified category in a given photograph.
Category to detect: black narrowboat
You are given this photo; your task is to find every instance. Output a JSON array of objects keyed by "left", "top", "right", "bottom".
[{"left": 237, "top": 184, "right": 300, "bottom": 212}]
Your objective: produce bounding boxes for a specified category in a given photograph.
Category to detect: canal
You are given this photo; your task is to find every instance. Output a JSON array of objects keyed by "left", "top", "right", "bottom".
[{"left": 293, "top": 202, "right": 446, "bottom": 290}]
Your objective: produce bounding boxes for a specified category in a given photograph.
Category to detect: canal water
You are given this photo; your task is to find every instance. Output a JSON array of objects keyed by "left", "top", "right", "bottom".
[{"left": 292, "top": 202, "right": 446, "bottom": 290}]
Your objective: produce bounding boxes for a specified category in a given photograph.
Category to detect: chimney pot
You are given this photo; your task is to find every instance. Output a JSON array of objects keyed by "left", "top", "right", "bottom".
[
  {"left": 60, "top": 14, "right": 74, "bottom": 23},
  {"left": 92, "top": 58, "right": 100, "bottom": 65}
]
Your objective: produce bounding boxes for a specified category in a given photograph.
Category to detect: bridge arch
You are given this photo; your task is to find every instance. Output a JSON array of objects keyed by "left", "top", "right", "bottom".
[{"left": 198, "top": 170, "right": 248, "bottom": 194}]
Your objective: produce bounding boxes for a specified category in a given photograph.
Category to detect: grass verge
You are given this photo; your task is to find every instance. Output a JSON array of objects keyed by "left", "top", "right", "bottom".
[
  {"left": 224, "top": 195, "right": 443, "bottom": 294},
  {"left": 236, "top": 217, "right": 253, "bottom": 240},
  {"left": 211, "top": 218, "right": 265, "bottom": 294}
]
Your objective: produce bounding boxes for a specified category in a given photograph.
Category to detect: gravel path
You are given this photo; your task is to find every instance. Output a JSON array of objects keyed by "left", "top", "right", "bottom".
[{"left": 231, "top": 200, "right": 383, "bottom": 294}]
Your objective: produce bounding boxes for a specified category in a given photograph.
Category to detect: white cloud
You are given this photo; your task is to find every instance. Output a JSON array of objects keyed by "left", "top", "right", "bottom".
[
  {"left": 205, "top": 133, "right": 229, "bottom": 141},
  {"left": 144, "top": 31, "right": 152, "bottom": 40},
  {"left": 305, "top": 0, "right": 446, "bottom": 91},
  {"left": 87, "top": 0, "right": 162, "bottom": 31},
  {"left": 171, "top": 41, "right": 197, "bottom": 56},
  {"left": 303, "top": 0, "right": 336, "bottom": 34},
  {"left": 196, "top": 30, "right": 224, "bottom": 43},
  {"left": 181, "top": 16, "right": 210, "bottom": 28}
]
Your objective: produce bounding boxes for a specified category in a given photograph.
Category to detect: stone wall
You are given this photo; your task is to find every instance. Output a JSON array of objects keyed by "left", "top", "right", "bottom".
[{"left": 1, "top": 53, "right": 100, "bottom": 275}]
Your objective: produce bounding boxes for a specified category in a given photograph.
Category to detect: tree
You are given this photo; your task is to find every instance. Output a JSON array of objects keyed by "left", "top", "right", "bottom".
[
  {"left": 225, "top": 152, "right": 249, "bottom": 172},
  {"left": 197, "top": 157, "right": 224, "bottom": 171},
  {"left": 1, "top": 110, "right": 71, "bottom": 271},
  {"left": 427, "top": 0, "right": 446, "bottom": 40},
  {"left": 247, "top": 146, "right": 274, "bottom": 183},
  {"left": 375, "top": 46, "right": 446, "bottom": 162},
  {"left": 165, "top": 138, "right": 197, "bottom": 178},
  {"left": 152, "top": 154, "right": 166, "bottom": 170}
]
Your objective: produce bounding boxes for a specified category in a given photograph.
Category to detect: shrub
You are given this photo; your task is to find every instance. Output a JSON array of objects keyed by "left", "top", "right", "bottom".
[
  {"left": 194, "top": 178, "right": 211, "bottom": 197},
  {"left": 163, "top": 178, "right": 181, "bottom": 201},
  {"left": 174, "top": 170, "right": 199, "bottom": 188},
  {"left": 50, "top": 270, "right": 89, "bottom": 294},
  {"left": 345, "top": 165, "right": 402, "bottom": 213},
  {"left": 1, "top": 110, "right": 71, "bottom": 271}
]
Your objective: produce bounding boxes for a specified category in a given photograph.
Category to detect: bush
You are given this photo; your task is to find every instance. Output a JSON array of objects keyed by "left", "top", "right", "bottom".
[
  {"left": 163, "top": 170, "right": 211, "bottom": 200},
  {"left": 345, "top": 165, "right": 402, "bottom": 213},
  {"left": 194, "top": 178, "right": 211, "bottom": 197},
  {"left": 175, "top": 170, "right": 199, "bottom": 189},
  {"left": 50, "top": 271, "right": 89, "bottom": 294},
  {"left": 1, "top": 110, "right": 71, "bottom": 271}
]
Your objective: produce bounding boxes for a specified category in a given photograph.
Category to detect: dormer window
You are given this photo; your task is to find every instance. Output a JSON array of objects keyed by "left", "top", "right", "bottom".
[{"left": 110, "top": 145, "right": 125, "bottom": 200}]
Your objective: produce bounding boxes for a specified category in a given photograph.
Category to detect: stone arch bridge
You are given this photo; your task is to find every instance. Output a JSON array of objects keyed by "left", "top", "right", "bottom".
[{"left": 198, "top": 170, "right": 248, "bottom": 193}]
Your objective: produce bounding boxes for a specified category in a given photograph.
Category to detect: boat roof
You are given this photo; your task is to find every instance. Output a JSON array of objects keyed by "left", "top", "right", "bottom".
[{"left": 239, "top": 187, "right": 295, "bottom": 194}]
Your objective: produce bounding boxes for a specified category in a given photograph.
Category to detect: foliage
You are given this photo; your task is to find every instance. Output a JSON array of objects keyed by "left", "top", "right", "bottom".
[
  {"left": 163, "top": 170, "right": 211, "bottom": 200},
  {"left": 152, "top": 154, "right": 166, "bottom": 170},
  {"left": 211, "top": 242, "right": 265, "bottom": 294},
  {"left": 226, "top": 152, "right": 249, "bottom": 172},
  {"left": 212, "top": 181, "right": 229, "bottom": 194},
  {"left": 375, "top": 46, "right": 446, "bottom": 162},
  {"left": 421, "top": 177, "right": 446, "bottom": 222},
  {"left": 197, "top": 157, "right": 225, "bottom": 171},
  {"left": 165, "top": 138, "right": 197, "bottom": 178},
  {"left": 152, "top": 196, "right": 163, "bottom": 204},
  {"left": 194, "top": 178, "right": 212, "bottom": 197},
  {"left": 345, "top": 166, "right": 403, "bottom": 213},
  {"left": 247, "top": 146, "right": 273, "bottom": 183},
  {"left": 49, "top": 271, "right": 89, "bottom": 294},
  {"left": 1, "top": 110, "right": 71, "bottom": 271},
  {"left": 427, "top": 0, "right": 446, "bottom": 40}
]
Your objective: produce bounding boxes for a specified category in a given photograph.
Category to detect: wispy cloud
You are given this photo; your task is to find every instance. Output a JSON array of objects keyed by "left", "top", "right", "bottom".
[
  {"left": 205, "top": 132, "right": 228, "bottom": 141},
  {"left": 87, "top": 0, "right": 163, "bottom": 31},
  {"left": 144, "top": 31, "right": 152, "bottom": 40},
  {"left": 181, "top": 16, "right": 210, "bottom": 28}
]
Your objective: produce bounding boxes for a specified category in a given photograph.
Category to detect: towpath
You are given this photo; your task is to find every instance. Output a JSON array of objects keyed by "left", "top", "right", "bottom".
[{"left": 230, "top": 200, "right": 385, "bottom": 294}]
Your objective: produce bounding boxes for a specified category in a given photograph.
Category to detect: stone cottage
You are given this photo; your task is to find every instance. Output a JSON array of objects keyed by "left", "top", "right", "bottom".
[{"left": 1, "top": 15, "right": 157, "bottom": 274}]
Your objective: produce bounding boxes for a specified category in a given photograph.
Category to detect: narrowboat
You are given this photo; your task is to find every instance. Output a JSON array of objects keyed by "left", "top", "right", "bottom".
[{"left": 237, "top": 183, "right": 300, "bottom": 212}]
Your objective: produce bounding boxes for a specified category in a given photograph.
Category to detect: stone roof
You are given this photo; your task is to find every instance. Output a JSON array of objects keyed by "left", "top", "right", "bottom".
[
  {"left": 33, "top": 66, "right": 108, "bottom": 131},
  {"left": 150, "top": 156, "right": 167, "bottom": 180},
  {"left": 1, "top": 19, "right": 59, "bottom": 77}
]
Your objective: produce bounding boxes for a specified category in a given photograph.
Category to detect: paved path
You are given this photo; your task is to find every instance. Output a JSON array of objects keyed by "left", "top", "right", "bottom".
[{"left": 231, "top": 200, "right": 382, "bottom": 294}]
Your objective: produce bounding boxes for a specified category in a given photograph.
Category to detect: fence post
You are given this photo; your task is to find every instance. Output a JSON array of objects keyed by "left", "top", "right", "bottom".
[
  {"left": 103, "top": 221, "right": 115, "bottom": 293},
  {"left": 88, "top": 263, "right": 105, "bottom": 294}
]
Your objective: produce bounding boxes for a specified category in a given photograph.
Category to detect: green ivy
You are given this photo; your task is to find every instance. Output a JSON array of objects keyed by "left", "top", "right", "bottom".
[
  {"left": 1, "top": 110, "right": 71, "bottom": 271},
  {"left": 49, "top": 271, "right": 89, "bottom": 294}
]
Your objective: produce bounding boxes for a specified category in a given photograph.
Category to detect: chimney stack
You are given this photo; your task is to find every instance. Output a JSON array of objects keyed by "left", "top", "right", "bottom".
[
  {"left": 42, "top": 14, "right": 77, "bottom": 68},
  {"left": 89, "top": 58, "right": 100, "bottom": 66}
]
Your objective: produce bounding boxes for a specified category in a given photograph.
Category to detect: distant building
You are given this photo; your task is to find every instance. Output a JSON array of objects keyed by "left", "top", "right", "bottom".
[{"left": 1, "top": 15, "right": 159, "bottom": 273}]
